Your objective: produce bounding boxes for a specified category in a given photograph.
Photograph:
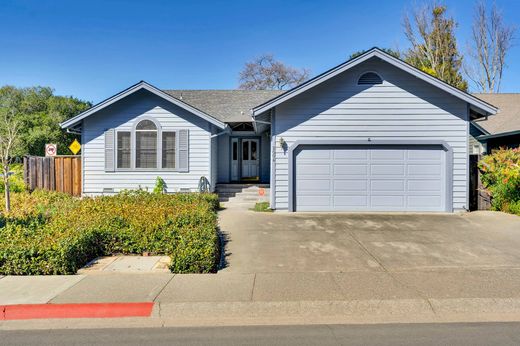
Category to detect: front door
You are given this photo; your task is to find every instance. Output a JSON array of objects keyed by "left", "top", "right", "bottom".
[{"left": 241, "top": 139, "right": 259, "bottom": 180}]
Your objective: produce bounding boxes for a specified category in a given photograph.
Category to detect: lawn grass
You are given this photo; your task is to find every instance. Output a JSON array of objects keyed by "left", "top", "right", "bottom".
[{"left": 250, "top": 201, "right": 273, "bottom": 212}]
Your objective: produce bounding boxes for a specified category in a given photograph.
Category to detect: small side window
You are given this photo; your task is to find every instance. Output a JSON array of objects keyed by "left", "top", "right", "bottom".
[
  {"left": 358, "top": 72, "right": 383, "bottom": 85},
  {"left": 117, "top": 132, "right": 131, "bottom": 169},
  {"left": 162, "top": 132, "right": 176, "bottom": 169}
]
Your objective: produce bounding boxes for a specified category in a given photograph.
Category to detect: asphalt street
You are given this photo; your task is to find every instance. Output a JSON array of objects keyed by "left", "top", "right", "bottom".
[{"left": 2, "top": 322, "right": 520, "bottom": 345}]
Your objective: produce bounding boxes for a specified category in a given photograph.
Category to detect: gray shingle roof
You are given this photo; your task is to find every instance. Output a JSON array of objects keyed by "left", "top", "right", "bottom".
[
  {"left": 163, "top": 90, "right": 284, "bottom": 122},
  {"left": 472, "top": 93, "right": 520, "bottom": 135}
]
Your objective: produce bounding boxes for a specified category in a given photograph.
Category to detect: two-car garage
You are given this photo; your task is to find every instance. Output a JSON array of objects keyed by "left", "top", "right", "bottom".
[{"left": 292, "top": 143, "right": 451, "bottom": 212}]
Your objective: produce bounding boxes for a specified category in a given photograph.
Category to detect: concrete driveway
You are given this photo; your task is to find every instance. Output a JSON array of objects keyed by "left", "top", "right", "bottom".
[{"left": 219, "top": 209, "right": 520, "bottom": 274}]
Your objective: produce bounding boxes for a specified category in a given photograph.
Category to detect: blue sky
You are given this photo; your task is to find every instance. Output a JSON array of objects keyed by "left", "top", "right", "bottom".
[{"left": 0, "top": 0, "right": 519, "bottom": 103}]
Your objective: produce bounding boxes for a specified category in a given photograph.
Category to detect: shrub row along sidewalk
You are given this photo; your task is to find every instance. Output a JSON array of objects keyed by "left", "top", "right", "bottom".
[{"left": 0, "top": 190, "right": 220, "bottom": 275}]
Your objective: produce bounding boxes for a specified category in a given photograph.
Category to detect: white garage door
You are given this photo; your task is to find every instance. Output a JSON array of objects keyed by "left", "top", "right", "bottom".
[{"left": 294, "top": 145, "right": 447, "bottom": 212}]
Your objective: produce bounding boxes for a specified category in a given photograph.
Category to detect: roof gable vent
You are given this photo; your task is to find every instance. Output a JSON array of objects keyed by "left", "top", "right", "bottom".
[{"left": 358, "top": 72, "right": 383, "bottom": 85}]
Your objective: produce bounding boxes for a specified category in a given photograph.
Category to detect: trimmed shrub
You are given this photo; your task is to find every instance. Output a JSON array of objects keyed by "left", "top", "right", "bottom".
[
  {"left": 479, "top": 148, "right": 520, "bottom": 215},
  {"left": 0, "top": 190, "right": 220, "bottom": 275}
]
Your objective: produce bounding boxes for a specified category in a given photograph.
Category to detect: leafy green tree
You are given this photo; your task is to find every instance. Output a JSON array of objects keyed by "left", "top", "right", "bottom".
[
  {"left": 0, "top": 86, "right": 23, "bottom": 211},
  {"left": 349, "top": 48, "right": 401, "bottom": 60},
  {"left": 403, "top": 4, "right": 468, "bottom": 91},
  {"left": 0, "top": 86, "right": 91, "bottom": 157}
]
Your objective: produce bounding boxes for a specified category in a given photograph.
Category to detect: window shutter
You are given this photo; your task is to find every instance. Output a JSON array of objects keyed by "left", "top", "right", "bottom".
[
  {"left": 105, "top": 129, "right": 115, "bottom": 172},
  {"left": 178, "top": 129, "right": 189, "bottom": 172}
]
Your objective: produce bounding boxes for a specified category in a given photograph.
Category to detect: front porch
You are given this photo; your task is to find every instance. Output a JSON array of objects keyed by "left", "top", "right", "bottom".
[{"left": 216, "top": 124, "right": 271, "bottom": 185}]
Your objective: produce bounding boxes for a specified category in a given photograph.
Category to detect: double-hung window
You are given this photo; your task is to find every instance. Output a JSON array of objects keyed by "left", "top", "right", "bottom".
[
  {"left": 117, "top": 132, "right": 131, "bottom": 169},
  {"left": 162, "top": 131, "right": 176, "bottom": 169},
  {"left": 115, "top": 119, "right": 178, "bottom": 170},
  {"left": 135, "top": 120, "right": 158, "bottom": 169}
]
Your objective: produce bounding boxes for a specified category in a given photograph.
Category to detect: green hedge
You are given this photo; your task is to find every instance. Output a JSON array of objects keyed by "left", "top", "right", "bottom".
[
  {"left": 0, "top": 190, "right": 220, "bottom": 275},
  {"left": 479, "top": 148, "right": 520, "bottom": 216}
]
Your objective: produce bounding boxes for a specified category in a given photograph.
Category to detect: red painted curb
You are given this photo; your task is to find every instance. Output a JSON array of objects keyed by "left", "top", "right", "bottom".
[{"left": 1, "top": 302, "right": 154, "bottom": 320}]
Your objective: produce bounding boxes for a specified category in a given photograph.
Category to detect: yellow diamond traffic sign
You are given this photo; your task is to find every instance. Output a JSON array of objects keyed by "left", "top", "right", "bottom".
[{"left": 69, "top": 139, "right": 81, "bottom": 155}]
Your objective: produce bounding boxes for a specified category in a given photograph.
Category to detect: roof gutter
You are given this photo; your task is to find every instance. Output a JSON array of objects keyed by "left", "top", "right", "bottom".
[
  {"left": 470, "top": 121, "right": 491, "bottom": 135},
  {"left": 477, "top": 129, "right": 520, "bottom": 140}
]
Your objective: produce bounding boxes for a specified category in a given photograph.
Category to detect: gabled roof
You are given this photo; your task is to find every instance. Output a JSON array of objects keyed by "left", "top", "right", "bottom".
[
  {"left": 60, "top": 81, "right": 227, "bottom": 130},
  {"left": 252, "top": 47, "right": 498, "bottom": 117},
  {"left": 164, "top": 90, "right": 283, "bottom": 122},
  {"left": 472, "top": 93, "right": 520, "bottom": 135}
]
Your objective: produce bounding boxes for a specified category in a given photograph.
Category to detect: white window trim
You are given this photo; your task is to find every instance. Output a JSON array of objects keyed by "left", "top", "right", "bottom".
[{"left": 115, "top": 117, "right": 183, "bottom": 172}]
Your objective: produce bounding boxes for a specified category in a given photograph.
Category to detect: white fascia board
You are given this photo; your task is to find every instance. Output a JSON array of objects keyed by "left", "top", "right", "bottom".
[
  {"left": 60, "top": 81, "right": 227, "bottom": 130},
  {"left": 252, "top": 48, "right": 498, "bottom": 117}
]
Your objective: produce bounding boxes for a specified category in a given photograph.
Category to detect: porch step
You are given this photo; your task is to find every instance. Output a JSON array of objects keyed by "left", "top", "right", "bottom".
[{"left": 216, "top": 184, "right": 270, "bottom": 208}]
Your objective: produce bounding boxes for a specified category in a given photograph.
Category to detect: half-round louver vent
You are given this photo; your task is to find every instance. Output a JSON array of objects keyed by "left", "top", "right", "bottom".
[{"left": 358, "top": 72, "right": 383, "bottom": 85}]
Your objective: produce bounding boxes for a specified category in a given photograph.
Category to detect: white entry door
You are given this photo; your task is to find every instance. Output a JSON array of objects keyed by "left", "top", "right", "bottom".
[{"left": 241, "top": 139, "right": 259, "bottom": 179}]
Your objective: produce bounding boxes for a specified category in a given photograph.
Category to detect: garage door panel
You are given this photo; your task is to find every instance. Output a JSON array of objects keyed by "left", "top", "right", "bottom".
[
  {"left": 370, "top": 150, "right": 405, "bottom": 160},
  {"left": 408, "top": 164, "right": 442, "bottom": 175},
  {"left": 295, "top": 145, "right": 446, "bottom": 212},
  {"left": 334, "top": 164, "right": 368, "bottom": 175},
  {"left": 297, "top": 179, "right": 331, "bottom": 192},
  {"left": 371, "top": 164, "right": 405, "bottom": 175},
  {"left": 334, "top": 179, "right": 368, "bottom": 192},
  {"left": 298, "top": 164, "right": 331, "bottom": 175},
  {"left": 408, "top": 150, "right": 442, "bottom": 160},
  {"left": 371, "top": 180, "right": 405, "bottom": 192},
  {"left": 407, "top": 195, "right": 442, "bottom": 208},
  {"left": 333, "top": 150, "right": 368, "bottom": 160},
  {"left": 298, "top": 196, "right": 331, "bottom": 207},
  {"left": 333, "top": 195, "right": 368, "bottom": 207},
  {"left": 408, "top": 179, "right": 442, "bottom": 191},
  {"left": 371, "top": 195, "right": 405, "bottom": 207}
]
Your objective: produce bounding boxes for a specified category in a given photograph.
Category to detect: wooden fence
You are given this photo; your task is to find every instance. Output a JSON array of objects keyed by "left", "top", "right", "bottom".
[
  {"left": 23, "top": 156, "right": 82, "bottom": 196},
  {"left": 469, "top": 154, "right": 491, "bottom": 211}
]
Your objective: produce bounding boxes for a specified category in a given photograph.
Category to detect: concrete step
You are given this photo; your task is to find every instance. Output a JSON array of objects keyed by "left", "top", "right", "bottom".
[
  {"left": 216, "top": 184, "right": 270, "bottom": 189},
  {"left": 217, "top": 190, "right": 269, "bottom": 197},
  {"left": 219, "top": 196, "right": 269, "bottom": 203},
  {"left": 216, "top": 187, "right": 269, "bottom": 194}
]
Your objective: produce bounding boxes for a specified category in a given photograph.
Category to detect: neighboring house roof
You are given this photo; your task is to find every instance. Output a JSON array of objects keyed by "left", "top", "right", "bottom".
[
  {"left": 471, "top": 93, "right": 520, "bottom": 137},
  {"left": 252, "top": 47, "right": 498, "bottom": 117},
  {"left": 164, "top": 90, "right": 283, "bottom": 122},
  {"left": 60, "top": 81, "right": 228, "bottom": 130}
]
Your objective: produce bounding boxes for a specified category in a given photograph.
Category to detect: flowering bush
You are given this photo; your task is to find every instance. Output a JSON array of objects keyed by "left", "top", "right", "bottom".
[
  {"left": 478, "top": 148, "right": 520, "bottom": 215},
  {"left": 0, "top": 190, "right": 220, "bottom": 275}
]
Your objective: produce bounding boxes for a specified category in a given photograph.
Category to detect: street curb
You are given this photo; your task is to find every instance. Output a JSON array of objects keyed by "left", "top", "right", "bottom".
[{"left": 1, "top": 302, "right": 154, "bottom": 320}]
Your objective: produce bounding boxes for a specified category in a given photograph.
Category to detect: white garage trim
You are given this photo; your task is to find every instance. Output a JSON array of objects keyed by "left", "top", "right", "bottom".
[{"left": 287, "top": 139, "right": 454, "bottom": 212}]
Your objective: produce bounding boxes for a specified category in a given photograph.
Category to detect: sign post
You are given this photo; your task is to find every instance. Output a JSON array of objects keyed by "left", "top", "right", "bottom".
[{"left": 45, "top": 144, "right": 57, "bottom": 157}]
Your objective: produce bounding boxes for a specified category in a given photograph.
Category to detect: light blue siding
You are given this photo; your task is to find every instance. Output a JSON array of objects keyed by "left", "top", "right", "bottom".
[
  {"left": 82, "top": 89, "right": 212, "bottom": 195},
  {"left": 272, "top": 58, "right": 470, "bottom": 211},
  {"left": 210, "top": 127, "right": 218, "bottom": 192},
  {"left": 217, "top": 134, "right": 230, "bottom": 183}
]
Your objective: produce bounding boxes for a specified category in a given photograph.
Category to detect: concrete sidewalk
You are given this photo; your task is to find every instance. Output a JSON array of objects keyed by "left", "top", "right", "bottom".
[{"left": 3, "top": 268, "right": 520, "bottom": 328}]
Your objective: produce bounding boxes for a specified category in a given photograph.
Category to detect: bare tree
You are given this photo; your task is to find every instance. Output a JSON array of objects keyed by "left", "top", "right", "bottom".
[
  {"left": 239, "top": 54, "right": 309, "bottom": 90},
  {"left": 0, "top": 87, "right": 22, "bottom": 212},
  {"left": 403, "top": 3, "right": 468, "bottom": 90},
  {"left": 465, "top": 1, "right": 516, "bottom": 93}
]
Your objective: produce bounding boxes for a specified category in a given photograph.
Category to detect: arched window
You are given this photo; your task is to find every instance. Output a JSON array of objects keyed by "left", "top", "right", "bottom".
[
  {"left": 358, "top": 72, "right": 383, "bottom": 85},
  {"left": 115, "top": 118, "right": 181, "bottom": 171},
  {"left": 135, "top": 119, "right": 158, "bottom": 168}
]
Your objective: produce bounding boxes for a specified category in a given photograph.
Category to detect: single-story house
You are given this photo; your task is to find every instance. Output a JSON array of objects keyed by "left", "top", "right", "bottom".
[
  {"left": 61, "top": 48, "right": 497, "bottom": 212},
  {"left": 469, "top": 93, "right": 520, "bottom": 154}
]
